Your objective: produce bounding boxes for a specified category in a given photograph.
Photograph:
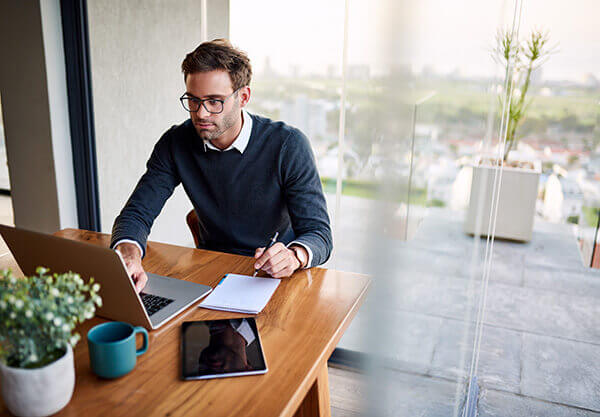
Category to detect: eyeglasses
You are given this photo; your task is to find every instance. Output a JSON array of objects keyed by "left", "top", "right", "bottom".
[{"left": 179, "top": 89, "right": 240, "bottom": 114}]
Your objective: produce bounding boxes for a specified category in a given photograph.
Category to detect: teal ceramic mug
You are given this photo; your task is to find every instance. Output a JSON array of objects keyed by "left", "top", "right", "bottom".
[{"left": 87, "top": 322, "right": 149, "bottom": 379}]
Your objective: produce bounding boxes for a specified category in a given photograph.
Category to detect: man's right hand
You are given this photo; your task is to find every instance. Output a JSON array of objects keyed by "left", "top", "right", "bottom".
[{"left": 115, "top": 242, "right": 148, "bottom": 293}]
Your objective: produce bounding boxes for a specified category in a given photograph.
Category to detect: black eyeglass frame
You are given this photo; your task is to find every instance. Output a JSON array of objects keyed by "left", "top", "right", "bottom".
[{"left": 179, "top": 88, "right": 241, "bottom": 114}]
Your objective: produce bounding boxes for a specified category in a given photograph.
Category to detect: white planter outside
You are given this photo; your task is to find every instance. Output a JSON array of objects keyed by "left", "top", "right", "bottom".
[
  {"left": 0, "top": 345, "right": 75, "bottom": 417},
  {"left": 464, "top": 162, "right": 541, "bottom": 242}
]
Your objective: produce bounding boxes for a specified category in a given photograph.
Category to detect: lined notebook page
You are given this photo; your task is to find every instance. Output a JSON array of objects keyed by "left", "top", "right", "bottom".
[{"left": 199, "top": 274, "right": 281, "bottom": 314}]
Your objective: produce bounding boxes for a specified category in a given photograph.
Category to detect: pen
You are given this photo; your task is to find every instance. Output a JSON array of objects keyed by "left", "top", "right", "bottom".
[{"left": 253, "top": 232, "right": 279, "bottom": 277}]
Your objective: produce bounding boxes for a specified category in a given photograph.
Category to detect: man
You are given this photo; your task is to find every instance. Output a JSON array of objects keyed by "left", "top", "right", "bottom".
[{"left": 111, "top": 39, "right": 332, "bottom": 292}]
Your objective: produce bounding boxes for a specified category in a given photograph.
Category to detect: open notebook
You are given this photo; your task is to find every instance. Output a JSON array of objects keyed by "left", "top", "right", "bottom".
[{"left": 198, "top": 274, "right": 281, "bottom": 314}]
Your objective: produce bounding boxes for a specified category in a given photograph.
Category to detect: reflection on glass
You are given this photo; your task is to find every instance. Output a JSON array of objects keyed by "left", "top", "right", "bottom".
[{"left": 199, "top": 319, "right": 254, "bottom": 372}]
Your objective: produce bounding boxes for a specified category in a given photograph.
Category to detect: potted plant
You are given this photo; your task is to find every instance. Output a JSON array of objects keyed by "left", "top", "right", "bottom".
[
  {"left": 0, "top": 267, "right": 102, "bottom": 417},
  {"left": 465, "top": 29, "right": 552, "bottom": 241}
]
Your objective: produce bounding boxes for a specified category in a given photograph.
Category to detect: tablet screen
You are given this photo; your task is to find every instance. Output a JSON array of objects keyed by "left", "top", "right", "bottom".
[{"left": 181, "top": 318, "right": 267, "bottom": 380}]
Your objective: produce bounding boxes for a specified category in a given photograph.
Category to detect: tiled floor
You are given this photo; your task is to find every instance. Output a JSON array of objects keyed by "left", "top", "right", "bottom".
[
  {"left": 329, "top": 197, "right": 600, "bottom": 416},
  {"left": 329, "top": 366, "right": 600, "bottom": 417}
]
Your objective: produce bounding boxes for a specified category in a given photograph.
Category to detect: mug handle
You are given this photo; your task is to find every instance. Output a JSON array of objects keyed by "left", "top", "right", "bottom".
[{"left": 134, "top": 326, "right": 149, "bottom": 356}]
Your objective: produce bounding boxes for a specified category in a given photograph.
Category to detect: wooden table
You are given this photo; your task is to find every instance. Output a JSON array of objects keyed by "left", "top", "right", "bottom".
[{"left": 0, "top": 229, "right": 370, "bottom": 417}]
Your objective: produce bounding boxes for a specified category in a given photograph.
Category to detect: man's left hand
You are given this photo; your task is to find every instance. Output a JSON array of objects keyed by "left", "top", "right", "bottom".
[{"left": 254, "top": 243, "right": 306, "bottom": 278}]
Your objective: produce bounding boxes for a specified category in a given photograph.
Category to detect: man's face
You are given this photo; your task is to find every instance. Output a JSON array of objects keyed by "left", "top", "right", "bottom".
[{"left": 184, "top": 70, "right": 242, "bottom": 141}]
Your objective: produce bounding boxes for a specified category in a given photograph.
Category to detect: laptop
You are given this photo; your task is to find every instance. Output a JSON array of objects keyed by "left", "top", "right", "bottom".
[{"left": 0, "top": 224, "right": 212, "bottom": 330}]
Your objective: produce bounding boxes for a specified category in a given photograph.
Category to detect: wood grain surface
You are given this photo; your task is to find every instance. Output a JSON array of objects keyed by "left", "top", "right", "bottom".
[{"left": 0, "top": 229, "right": 370, "bottom": 417}]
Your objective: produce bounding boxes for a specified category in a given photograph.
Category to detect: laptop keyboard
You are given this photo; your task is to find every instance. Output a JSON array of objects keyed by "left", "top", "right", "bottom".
[{"left": 140, "top": 293, "right": 175, "bottom": 316}]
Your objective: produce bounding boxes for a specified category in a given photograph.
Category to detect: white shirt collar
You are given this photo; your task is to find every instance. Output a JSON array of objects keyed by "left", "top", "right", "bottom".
[
  {"left": 203, "top": 109, "right": 252, "bottom": 153},
  {"left": 229, "top": 319, "right": 256, "bottom": 346}
]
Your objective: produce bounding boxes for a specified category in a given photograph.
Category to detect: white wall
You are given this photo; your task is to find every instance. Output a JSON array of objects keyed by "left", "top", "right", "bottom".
[{"left": 87, "top": 0, "right": 229, "bottom": 246}]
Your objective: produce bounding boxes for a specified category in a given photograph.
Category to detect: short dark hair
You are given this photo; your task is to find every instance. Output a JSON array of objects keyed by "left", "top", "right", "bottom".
[{"left": 181, "top": 39, "right": 252, "bottom": 90}]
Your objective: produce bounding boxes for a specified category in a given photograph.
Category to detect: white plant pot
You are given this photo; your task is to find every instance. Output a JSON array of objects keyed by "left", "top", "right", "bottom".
[
  {"left": 464, "top": 163, "right": 541, "bottom": 242},
  {"left": 0, "top": 345, "right": 75, "bottom": 417}
]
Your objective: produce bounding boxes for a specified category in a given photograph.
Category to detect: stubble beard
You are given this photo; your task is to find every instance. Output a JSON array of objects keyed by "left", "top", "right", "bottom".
[{"left": 194, "top": 104, "right": 239, "bottom": 142}]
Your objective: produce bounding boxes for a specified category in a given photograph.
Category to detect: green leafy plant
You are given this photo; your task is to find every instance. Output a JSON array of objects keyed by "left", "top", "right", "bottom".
[
  {"left": 494, "top": 29, "right": 554, "bottom": 161},
  {"left": 0, "top": 267, "right": 102, "bottom": 368}
]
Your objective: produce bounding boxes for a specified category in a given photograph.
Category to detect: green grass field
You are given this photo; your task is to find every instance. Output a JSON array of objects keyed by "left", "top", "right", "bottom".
[{"left": 320, "top": 177, "right": 428, "bottom": 206}]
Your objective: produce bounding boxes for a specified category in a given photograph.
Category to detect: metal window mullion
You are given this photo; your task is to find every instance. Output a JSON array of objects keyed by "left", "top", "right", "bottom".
[{"left": 59, "top": 0, "right": 101, "bottom": 231}]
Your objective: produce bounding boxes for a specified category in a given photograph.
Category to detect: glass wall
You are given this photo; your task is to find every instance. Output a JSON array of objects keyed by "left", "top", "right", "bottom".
[
  {"left": 358, "top": 1, "right": 517, "bottom": 415},
  {"left": 232, "top": 0, "right": 514, "bottom": 415},
  {"left": 474, "top": 1, "right": 600, "bottom": 415},
  {"left": 230, "top": 0, "right": 346, "bottom": 262}
]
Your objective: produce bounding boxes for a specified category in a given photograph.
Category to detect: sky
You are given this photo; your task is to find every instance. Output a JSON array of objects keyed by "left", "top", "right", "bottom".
[{"left": 230, "top": 0, "right": 600, "bottom": 82}]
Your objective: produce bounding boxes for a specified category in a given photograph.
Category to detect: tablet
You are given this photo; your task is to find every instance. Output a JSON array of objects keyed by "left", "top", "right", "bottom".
[{"left": 181, "top": 318, "right": 268, "bottom": 380}]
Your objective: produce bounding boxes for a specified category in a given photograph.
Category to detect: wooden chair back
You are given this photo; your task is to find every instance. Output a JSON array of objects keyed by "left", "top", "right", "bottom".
[{"left": 186, "top": 209, "right": 201, "bottom": 249}]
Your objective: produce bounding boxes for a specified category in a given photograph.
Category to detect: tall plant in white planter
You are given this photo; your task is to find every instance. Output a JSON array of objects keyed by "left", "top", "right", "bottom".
[
  {"left": 465, "top": 29, "right": 553, "bottom": 241},
  {"left": 0, "top": 267, "right": 102, "bottom": 417}
]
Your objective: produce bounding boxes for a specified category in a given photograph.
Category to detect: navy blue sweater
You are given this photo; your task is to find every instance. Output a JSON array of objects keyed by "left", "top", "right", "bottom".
[{"left": 110, "top": 113, "right": 333, "bottom": 267}]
